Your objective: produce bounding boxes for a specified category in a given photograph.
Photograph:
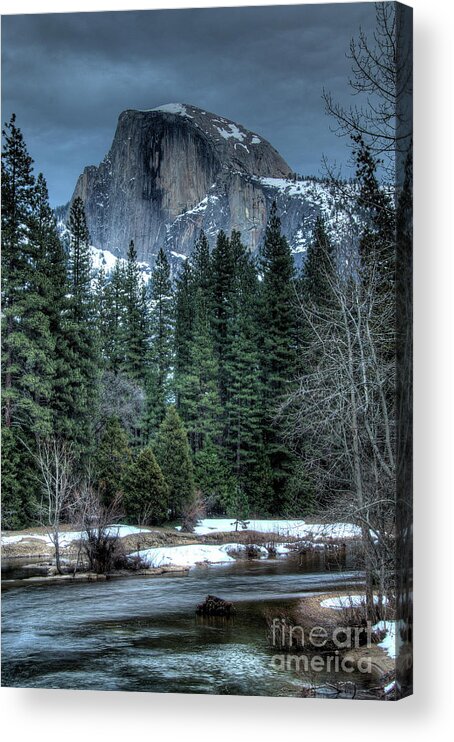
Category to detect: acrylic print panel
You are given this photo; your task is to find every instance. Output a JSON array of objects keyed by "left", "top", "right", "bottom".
[{"left": 1, "top": 2, "right": 413, "bottom": 700}]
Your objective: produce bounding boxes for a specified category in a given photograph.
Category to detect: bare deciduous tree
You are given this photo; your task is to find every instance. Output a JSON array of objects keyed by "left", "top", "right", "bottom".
[
  {"left": 33, "top": 437, "right": 77, "bottom": 574},
  {"left": 281, "top": 239, "right": 396, "bottom": 620},
  {"left": 96, "top": 369, "right": 146, "bottom": 439},
  {"left": 323, "top": 1, "right": 412, "bottom": 172},
  {"left": 73, "top": 481, "right": 125, "bottom": 574}
]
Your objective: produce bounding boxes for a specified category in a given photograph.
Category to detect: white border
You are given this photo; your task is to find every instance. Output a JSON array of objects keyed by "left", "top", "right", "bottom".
[{"left": 1, "top": 1, "right": 453, "bottom": 739}]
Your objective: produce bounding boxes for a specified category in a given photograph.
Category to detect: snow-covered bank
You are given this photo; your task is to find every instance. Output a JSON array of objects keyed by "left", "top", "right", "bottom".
[
  {"left": 320, "top": 594, "right": 389, "bottom": 610},
  {"left": 137, "top": 540, "right": 283, "bottom": 568},
  {"left": 1, "top": 524, "right": 149, "bottom": 547},
  {"left": 184, "top": 518, "right": 361, "bottom": 540},
  {"left": 2, "top": 519, "right": 362, "bottom": 550},
  {"left": 374, "top": 621, "right": 397, "bottom": 659},
  {"left": 137, "top": 544, "right": 235, "bottom": 568},
  {"left": 318, "top": 597, "right": 397, "bottom": 661}
]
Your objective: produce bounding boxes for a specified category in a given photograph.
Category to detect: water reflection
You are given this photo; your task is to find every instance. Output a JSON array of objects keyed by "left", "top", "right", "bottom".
[{"left": 2, "top": 555, "right": 367, "bottom": 695}]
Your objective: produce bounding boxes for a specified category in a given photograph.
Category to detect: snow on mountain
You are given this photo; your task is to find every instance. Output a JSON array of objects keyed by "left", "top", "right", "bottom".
[
  {"left": 90, "top": 245, "right": 151, "bottom": 281},
  {"left": 148, "top": 103, "right": 192, "bottom": 117},
  {"left": 56, "top": 218, "right": 152, "bottom": 282},
  {"left": 254, "top": 175, "right": 360, "bottom": 261}
]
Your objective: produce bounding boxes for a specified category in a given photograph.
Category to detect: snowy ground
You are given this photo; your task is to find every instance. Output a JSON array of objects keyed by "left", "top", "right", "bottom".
[
  {"left": 137, "top": 541, "right": 281, "bottom": 568},
  {"left": 320, "top": 594, "right": 389, "bottom": 610},
  {"left": 185, "top": 518, "right": 361, "bottom": 540},
  {"left": 137, "top": 544, "right": 235, "bottom": 568},
  {"left": 2, "top": 518, "right": 362, "bottom": 552},
  {"left": 319, "top": 596, "right": 396, "bottom": 662},
  {"left": 1, "top": 525, "right": 149, "bottom": 547},
  {"left": 373, "top": 620, "right": 397, "bottom": 660}
]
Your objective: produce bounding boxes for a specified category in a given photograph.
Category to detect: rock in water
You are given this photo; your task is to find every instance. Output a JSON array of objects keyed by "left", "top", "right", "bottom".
[{"left": 196, "top": 594, "right": 235, "bottom": 616}]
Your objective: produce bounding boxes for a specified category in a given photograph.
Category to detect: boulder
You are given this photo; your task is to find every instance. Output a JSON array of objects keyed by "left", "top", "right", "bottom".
[{"left": 196, "top": 594, "right": 235, "bottom": 616}]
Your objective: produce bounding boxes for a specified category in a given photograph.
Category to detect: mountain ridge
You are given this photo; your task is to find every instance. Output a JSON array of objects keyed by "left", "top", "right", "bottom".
[{"left": 65, "top": 104, "right": 357, "bottom": 268}]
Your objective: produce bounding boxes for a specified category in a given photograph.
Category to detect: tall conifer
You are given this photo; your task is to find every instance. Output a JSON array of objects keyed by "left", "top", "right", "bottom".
[
  {"left": 260, "top": 202, "right": 297, "bottom": 509},
  {"left": 146, "top": 247, "right": 173, "bottom": 435},
  {"left": 153, "top": 406, "right": 195, "bottom": 518}
]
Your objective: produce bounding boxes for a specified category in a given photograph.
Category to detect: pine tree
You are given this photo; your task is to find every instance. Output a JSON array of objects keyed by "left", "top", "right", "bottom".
[
  {"left": 1, "top": 427, "right": 37, "bottom": 529},
  {"left": 1, "top": 114, "right": 42, "bottom": 431},
  {"left": 260, "top": 202, "right": 298, "bottom": 511},
  {"left": 95, "top": 417, "right": 132, "bottom": 505},
  {"left": 123, "top": 240, "right": 149, "bottom": 383},
  {"left": 69, "top": 197, "right": 92, "bottom": 320},
  {"left": 191, "top": 230, "right": 212, "bottom": 302},
  {"left": 104, "top": 259, "right": 126, "bottom": 374},
  {"left": 178, "top": 286, "right": 223, "bottom": 452},
  {"left": 211, "top": 230, "right": 234, "bottom": 403},
  {"left": 122, "top": 447, "right": 168, "bottom": 525},
  {"left": 353, "top": 134, "right": 396, "bottom": 358},
  {"left": 153, "top": 406, "right": 195, "bottom": 519},
  {"left": 287, "top": 215, "right": 337, "bottom": 514},
  {"left": 1, "top": 118, "right": 72, "bottom": 525},
  {"left": 7, "top": 180, "right": 57, "bottom": 436},
  {"left": 223, "top": 234, "right": 265, "bottom": 504},
  {"left": 230, "top": 483, "right": 250, "bottom": 523},
  {"left": 36, "top": 180, "right": 74, "bottom": 440},
  {"left": 146, "top": 247, "right": 173, "bottom": 436},
  {"left": 193, "top": 440, "right": 235, "bottom": 514},
  {"left": 94, "top": 257, "right": 109, "bottom": 365},
  {"left": 174, "top": 259, "right": 194, "bottom": 403},
  {"left": 26, "top": 173, "right": 69, "bottom": 431},
  {"left": 298, "top": 215, "right": 336, "bottom": 369},
  {"left": 246, "top": 444, "right": 275, "bottom": 516},
  {"left": 65, "top": 197, "right": 100, "bottom": 448},
  {"left": 300, "top": 216, "right": 335, "bottom": 311}
]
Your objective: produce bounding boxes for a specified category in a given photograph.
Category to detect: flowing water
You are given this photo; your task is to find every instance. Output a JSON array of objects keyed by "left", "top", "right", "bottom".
[{"left": 1, "top": 555, "right": 372, "bottom": 695}]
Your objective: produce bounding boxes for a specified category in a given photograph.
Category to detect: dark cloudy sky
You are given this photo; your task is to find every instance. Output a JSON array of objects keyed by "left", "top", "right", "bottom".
[{"left": 2, "top": 3, "right": 376, "bottom": 206}]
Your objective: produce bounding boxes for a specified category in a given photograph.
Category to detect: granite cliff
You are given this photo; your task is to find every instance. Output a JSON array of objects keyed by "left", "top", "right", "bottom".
[{"left": 68, "top": 103, "right": 356, "bottom": 268}]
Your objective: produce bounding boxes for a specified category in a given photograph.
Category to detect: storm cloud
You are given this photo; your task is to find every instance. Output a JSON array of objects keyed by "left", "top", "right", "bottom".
[{"left": 1, "top": 3, "right": 376, "bottom": 206}]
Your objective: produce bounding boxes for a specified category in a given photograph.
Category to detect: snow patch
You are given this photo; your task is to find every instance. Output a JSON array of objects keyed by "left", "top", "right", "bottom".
[
  {"left": 170, "top": 251, "right": 188, "bottom": 261},
  {"left": 90, "top": 246, "right": 121, "bottom": 273},
  {"left": 320, "top": 595, "right": 389, "bottom": 610},
  {"left": 89, "top": 245, "right": 150, "bottom": 283},
  {"left": 374, "top": 620, "right": 397, "bottom": 659},
  {"left": 1, "top": 533, "right": 49, "bottom": 545},
  {"left": 148, "top": 103, "right": 192, "bottom": 118},
  {"left": 219, "top": 543, "right": 268, "bottom": 558},
  {"left": 189, "top": 518, "right": 361, "bottom": 540},
  {"left": 215, "top": 123, "right": 247, "bottom": 143},
  {"left": 274, "top": 543, "right": 292, "bottom": 555},
  {"left": 174, "top": 194, "right": 220, "bottom": 222},
  {"left": 1, "top": 524, "right": 149, "bottom": 548},
  {"left": 138, "top": 544, "right": 235, "bottom": 568}
]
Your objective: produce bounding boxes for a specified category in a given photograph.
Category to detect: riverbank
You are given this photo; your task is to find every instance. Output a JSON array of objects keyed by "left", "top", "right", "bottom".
[
  {"left": 1, "top": 518, "right": 362, "bottom": 586},
  {"left": 266, "top": 590, "right": 397, "bottom": 699},
  {"left": 1, "top": 564, "right": 190, "bottom": 588},
  {"left": 2, "top": 519, "right": 398, "bottom": 699}
]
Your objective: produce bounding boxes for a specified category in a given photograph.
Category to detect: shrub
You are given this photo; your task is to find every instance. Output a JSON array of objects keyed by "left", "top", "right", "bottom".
[
  {"left": 153, "top": 406, "right": 195, "bottom": 518},
  {"left": 122, "top": 447, "right": 168, "bottom": 524}
]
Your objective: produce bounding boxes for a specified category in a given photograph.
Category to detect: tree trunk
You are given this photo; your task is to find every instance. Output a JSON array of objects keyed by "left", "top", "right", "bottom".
[{"left": 54, "top": 532, "right": 63, "bottom": 575}]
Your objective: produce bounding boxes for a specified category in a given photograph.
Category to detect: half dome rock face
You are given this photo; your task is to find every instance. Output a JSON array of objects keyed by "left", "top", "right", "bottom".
[{"left": 70, "top": 104, "right": 294, "bottom": 263}]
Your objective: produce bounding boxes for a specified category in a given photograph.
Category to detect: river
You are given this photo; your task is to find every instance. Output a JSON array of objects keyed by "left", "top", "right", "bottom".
[{"left": 1, "top": 554, "right": 370, "bottom": 695}]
